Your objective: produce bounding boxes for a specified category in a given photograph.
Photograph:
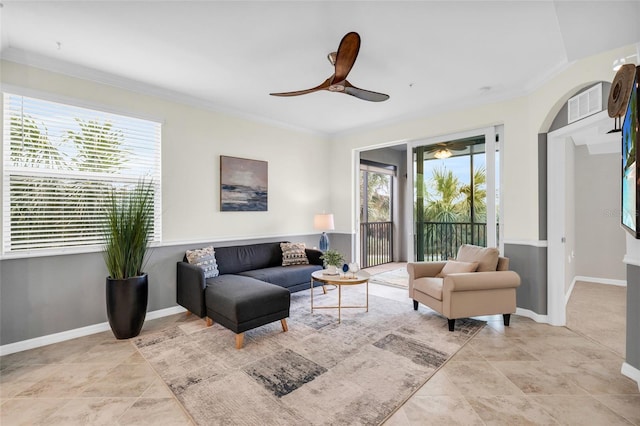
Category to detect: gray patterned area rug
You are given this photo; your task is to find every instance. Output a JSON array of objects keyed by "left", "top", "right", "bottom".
[
  {"left": 134, "top": 287, "right": 484, "bottom": 425},
  {"left": 368, "top": 268, "right": 409, "bottom": 288}
]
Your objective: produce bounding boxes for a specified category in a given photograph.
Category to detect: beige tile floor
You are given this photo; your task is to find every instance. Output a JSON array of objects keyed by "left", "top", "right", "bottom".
[
  {"left": 1, "top": 275, "right": 639, "bottom": 425},
  {"left": 566, "top": 281, "right": 627, "bottom": 357}
]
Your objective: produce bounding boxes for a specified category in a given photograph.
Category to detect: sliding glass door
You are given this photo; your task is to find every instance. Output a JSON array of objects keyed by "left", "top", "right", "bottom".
[
  {"left": 412, "top": 128, "right": 500, "bottom": 261},
  {"left": 360, "top": 160, "right": 395, "bottom": 267}
]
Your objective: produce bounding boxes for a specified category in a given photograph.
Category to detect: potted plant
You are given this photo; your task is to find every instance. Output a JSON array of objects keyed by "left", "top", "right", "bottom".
[
  {"left": 102, "top": 180, "right": 154, "bottom": 339},
  {"left": 320, "top": 249, "right": 344, "bottom": 274}
]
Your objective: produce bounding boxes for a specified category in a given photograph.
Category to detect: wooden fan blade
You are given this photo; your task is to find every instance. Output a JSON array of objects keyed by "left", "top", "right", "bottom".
[
  {"left": 334, "top": 32, "right": 360, "bottom": 83},
  {"left": 270, "top": 78, "right": 331, "bottom": 97},
  {"left": 343, "top": 81, "right": 389, "bottom": 102}
]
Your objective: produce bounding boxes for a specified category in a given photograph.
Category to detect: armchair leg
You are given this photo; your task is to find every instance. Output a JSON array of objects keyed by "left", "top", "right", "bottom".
[
  {"left": 413, "top": 300, "right": 419, "bottom": 311},
  {"left": 503, "top": 314, "right": 511, "bottom": 326},
  {"left": 448, "top": 319, "right": 455, "bottom": 331}
]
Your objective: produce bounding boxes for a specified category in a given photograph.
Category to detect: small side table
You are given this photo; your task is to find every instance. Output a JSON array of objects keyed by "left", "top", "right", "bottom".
[{"left": 310, "top": 270, "right": 370, "bottom": 323}]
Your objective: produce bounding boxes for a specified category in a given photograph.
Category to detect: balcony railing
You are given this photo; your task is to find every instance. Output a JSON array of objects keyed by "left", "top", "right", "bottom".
[
  {"left": 417, "top": 221, "right": 487, "bottom": 261},
  {"left": 360, "top": 221, "right": 393, "bottom": 268}
]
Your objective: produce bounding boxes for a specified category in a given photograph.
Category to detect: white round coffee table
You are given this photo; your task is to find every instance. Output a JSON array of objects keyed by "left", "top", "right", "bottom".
[{"left": 310, "top": 270, "right": 370, "bottom": 323}]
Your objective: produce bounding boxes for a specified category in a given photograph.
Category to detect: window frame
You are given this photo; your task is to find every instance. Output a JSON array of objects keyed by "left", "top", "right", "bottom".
[{"left": 1, "top": 86, "right": 163, "bottom": 259}]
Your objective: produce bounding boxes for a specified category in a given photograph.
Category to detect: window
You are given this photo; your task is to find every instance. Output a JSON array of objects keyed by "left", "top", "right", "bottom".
[{"left": 2, "top": 92, "right": 161, "bottom": 254}]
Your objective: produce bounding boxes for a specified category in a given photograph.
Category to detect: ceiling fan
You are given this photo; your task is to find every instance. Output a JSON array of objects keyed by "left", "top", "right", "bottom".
[
  {"left": 422, "top": 141, "right": 476, "bottom": 159},
  {"left": 270, "top": 32, "right": 389, "bottom": 102}
]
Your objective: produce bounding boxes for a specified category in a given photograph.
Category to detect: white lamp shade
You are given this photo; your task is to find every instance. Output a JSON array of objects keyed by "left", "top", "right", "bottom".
[{"left": 314, "top": 213, "right": 335, "bottom": 231}]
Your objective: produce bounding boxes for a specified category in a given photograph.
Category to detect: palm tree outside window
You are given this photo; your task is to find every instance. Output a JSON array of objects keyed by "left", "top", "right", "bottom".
[{"left": 414, "top": 136, "right": 498, "bottom": 261}]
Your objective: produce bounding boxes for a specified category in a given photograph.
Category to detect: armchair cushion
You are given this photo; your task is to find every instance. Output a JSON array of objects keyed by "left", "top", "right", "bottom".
[
  {"left": 436, "top": 260, "right": 479, "bottom": 278},
  {"left": 413, "top": 277, "right": 444, "bottom": 301},
  {"left": 456, "top": 244, "right": 499, "bottom": 272}
]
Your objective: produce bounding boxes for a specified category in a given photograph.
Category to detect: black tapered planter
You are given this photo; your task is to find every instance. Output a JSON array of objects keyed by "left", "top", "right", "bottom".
[{"left": 106, "top": 274, "right": 148, "bottom": 339}]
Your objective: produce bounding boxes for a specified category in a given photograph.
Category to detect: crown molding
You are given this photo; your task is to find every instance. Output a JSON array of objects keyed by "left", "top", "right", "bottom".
[{"left": 0, "top": 48, "right": 326, "bottom": 138}]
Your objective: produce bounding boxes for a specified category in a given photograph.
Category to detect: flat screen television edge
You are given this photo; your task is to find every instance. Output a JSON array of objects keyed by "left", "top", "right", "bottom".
[{"left": 621, "top": 66, "right": 639, "bottom": 239}]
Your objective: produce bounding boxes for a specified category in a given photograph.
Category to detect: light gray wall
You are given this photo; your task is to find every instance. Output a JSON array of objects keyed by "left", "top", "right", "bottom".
[
  {"left": 0, "top": 235, "right": 319, "bottom": 346},
  {"left": 504, "top": 243, "right": 547, "bottom": 315},
  {"left": 574, "top": 146, "right": 626, "bottom": 281},
  {"left": 1, "top": 61, "right": 333, "bottom": 349},
  {"left": 627, "top": 264, "right": 640, "bottom": 371},
  {"left": 326, "top": 233, "right": 355, "bottom": 264}
]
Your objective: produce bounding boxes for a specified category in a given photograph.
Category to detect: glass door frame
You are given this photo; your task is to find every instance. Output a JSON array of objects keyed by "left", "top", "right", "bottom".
[
  {"left": 407, "top": 126, "right": 503, "bottom": 262},
  {"left": 359, "top": 160, "right": 396, "bottom": 267}
]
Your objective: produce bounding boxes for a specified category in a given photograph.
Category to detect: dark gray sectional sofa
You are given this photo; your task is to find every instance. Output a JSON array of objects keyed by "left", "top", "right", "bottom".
[{"left": 176, "top": 242, "right": 324, "bottom": 347}]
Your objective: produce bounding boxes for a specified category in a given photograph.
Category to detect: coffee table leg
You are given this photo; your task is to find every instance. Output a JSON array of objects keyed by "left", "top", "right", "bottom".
[
  {"left": 366, "top": 279, "right": 369, "bottom": 312},
  {"left": 310, "top": 278, "right": 314, "bottom": 313},
  {"left": 338, "top": 284, "right": 342, "bottom": 323}
]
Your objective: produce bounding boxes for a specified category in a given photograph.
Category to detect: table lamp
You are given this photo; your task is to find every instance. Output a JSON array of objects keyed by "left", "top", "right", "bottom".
[{"left": 313, "top": 213, "right": 334, "bottom": 252}]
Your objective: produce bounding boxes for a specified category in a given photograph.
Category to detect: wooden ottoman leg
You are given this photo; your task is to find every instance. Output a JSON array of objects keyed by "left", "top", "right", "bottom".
[
  {"left": 281, "top": 319, "right": 288, "bottom": 332},
  {"left": 236, "top": 333, "right": 244, "bottom": 349},
  {"left": 205, "top": 317, "right": 213, "bottom": 327},
  {"left": 185, "top": 311, "right": 192, "bottom": 317}
]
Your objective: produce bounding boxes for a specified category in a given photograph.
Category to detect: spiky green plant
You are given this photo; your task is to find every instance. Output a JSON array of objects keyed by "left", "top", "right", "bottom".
[
  {"left": 103, "top": 180, "right": 154, "bottom": 279},
  {"left": 320, "top": 249, "right": 344, "bottom": 267}
]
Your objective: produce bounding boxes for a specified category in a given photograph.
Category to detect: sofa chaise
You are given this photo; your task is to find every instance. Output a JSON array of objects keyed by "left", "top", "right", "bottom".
[{"left": 177, "top": 241, "right": 323, "bottom": 348}]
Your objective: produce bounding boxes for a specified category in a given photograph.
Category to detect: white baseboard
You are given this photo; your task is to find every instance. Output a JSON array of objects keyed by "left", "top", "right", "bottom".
[
  {"left": 515, "top": 307, "right": 549, "bottom": 324},
  {"left": 566, "top": 276, "right": 627, "bottom": 306},
  {"left": 566, "top": 278, "right": 577, "bottom": 306},
  {"left": 0, "top": 305, "right": 187, "bottom": 356},
  {"left": 621, "top": 362, "right": 640, "bottom": 391},
  {"left": 574, "top": 276, "right": 627, "bottom": 287},
  {"left": 145, "top": 305, "right": 187, "bottom": 321}
]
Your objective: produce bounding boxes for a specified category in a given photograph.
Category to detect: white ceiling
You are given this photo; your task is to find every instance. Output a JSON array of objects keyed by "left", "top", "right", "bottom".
[{"left": 1, "top": 1, "right": 639, "bottom": 136}]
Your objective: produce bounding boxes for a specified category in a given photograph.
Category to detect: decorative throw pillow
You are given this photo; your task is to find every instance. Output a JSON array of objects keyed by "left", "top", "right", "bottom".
[
  {"left": 436, "top": 260, "right": 479, "bottom": 278},
  {"left": 455, "top": 244, "right": 500, "bottom": 272},
  {"left": 186, "top": 246, "right": 219, "bottom": 279},
  {"left": 281, "top": 242, "right": 309, "bottom": 266}
]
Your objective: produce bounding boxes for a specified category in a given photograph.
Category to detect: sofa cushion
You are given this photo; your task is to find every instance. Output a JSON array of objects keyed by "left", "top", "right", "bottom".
[
  {"left": 413, "top": 277, "right": 444, "bottom": 301},
  {"left": 436, "top": 260, "right": 479, "bottom": 278},
  {"left": 185, "top": 246, "right": 219, "bottom": 279},
  {"left": 280, "top": 242, "right": 309, "bottom": 266},
  {"left": 456, "top": 244, "right": 500, "bottom": 272},
  {"left": 214, "top": 242, "right": 283, "bottom": 275},
  {"left": 238, "top": 264, "right": 322, "bottom": 288}
]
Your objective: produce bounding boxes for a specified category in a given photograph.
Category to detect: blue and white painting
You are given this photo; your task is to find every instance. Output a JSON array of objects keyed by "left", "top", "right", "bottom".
[{"left": 220, "top": 156, "right": 268, "bottom": 211}]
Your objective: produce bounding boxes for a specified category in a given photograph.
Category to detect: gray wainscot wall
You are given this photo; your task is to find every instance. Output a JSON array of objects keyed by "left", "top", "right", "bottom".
[
  {"left": 0, "top": 234, "right": 325, "bottom": 350},
  {"left": 627, "top": 264, "right": 640, "bottom": 375},
  {"left": 504, "top": 243, "right": 548, "bottom": 316}
]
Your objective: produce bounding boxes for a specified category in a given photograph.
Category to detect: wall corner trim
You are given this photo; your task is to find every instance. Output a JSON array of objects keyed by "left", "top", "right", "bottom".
[
  {"left": 503, "top": 239, "right": 548, "bottom": 248},
  {"left": 623, "top": 255, "right": 640, "bottom": 267},
  {"left": 515, "top": 307, "right": 549, "bottom": 324},
  {"left": 621, "top": 362, "right": 640, "bottom": 391},
  {"left": 0, "top": 305, "right": 187, "bottom": 356}
]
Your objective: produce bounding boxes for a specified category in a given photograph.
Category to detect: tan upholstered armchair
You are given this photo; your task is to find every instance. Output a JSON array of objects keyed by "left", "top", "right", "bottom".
[{"left": 408, "top": 244, "right": 521, "bottom": 331}]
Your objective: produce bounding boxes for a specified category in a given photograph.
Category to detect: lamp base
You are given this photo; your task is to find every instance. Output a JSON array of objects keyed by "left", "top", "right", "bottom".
[{"left": 319, "top": 232, "right": 330, "bottom": 252}]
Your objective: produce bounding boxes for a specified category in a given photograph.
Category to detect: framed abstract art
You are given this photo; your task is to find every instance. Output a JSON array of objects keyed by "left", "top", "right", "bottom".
[{"left": 220, "top": 155, "right": 268, "bottom": 211}]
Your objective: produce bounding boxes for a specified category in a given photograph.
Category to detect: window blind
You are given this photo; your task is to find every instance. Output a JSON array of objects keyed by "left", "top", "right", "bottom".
[{"left": 2, "top": 93, "right": 162, "bottom": 254}]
